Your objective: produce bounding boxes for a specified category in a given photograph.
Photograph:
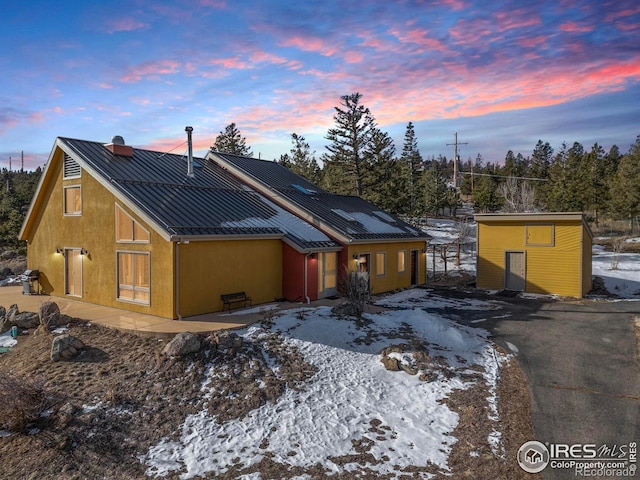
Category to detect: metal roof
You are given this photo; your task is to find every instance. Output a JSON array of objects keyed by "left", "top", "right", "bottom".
[
  {"left": 56, "top": 138, "right": 340, "bottom": 251},
  {"left": 210, "top": 152, "right": 428, "bottom": 243}
]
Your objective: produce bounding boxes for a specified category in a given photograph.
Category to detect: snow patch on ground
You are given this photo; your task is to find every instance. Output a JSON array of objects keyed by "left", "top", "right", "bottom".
[{"left": 142, "top": 303, "right": 503, "bottom": 478}]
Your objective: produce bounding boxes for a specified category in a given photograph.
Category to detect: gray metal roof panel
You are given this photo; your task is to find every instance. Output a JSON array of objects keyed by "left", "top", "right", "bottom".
[
  {"left": 213, "top": 152, "right": 427, "bottom": 241},
  {"left": 58, "top": 138, "right": 340, "bottom": 249}
]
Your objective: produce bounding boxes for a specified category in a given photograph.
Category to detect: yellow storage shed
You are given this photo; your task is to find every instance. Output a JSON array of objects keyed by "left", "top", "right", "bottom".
[{"left": 474, "top": 213, "right": 593, "bottom": 298}]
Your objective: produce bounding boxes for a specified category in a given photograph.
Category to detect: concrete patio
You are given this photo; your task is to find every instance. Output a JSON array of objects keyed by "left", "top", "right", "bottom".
[{"left": 0, "top": 286, "right": 342, "bottom": 338}]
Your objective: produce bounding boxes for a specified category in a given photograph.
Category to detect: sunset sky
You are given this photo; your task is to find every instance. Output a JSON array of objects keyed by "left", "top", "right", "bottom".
[{"left": 1, "top": 0, "right": 639, "bottom": 171}]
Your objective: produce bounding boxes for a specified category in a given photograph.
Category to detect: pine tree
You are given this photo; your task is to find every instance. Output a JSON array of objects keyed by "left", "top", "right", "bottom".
[
  {"left": 423, "top": 166, "right": 448, "bottom": 215},
  {"left": 608, "top": 136, "right": 640, "bottom": 230},
  {"left": 399, "top": 122, "right": 424, "bottom": 216},
  {"left": 211, "top": 123, "right": 253, "bottom": 157},
  {"left": 279, "top": 133, "right": 321, "bottom": 184},
  {"left": 363, "top": 129, "right": 399, "bottom": 213},
  {"left": 323, "top": 93, "right": 376, "bottom": 196},
  {"left": 473, "top": 175, "right": 501, "bottom": 213}
]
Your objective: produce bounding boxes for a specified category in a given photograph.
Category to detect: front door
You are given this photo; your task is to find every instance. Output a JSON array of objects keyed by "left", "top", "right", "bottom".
[
  {"left": 505, "top": 251, "right": 526, "bottom": 291},
  {"left": 358, "top": 253, "right": 371, "bottom": 291},
  {"left": 318, "top": 252, "right": 338, "bottom": 298},
  {"left": 65, "top": 248, "right": 83, "bottom": 297},
  {"left": 410, "top": 250, "right": 418, "bottom": 285}
]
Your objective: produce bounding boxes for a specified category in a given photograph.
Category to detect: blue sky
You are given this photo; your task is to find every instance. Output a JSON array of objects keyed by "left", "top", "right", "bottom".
[{"left": 1, "top": 0, "right": 638, "bottom": 171}]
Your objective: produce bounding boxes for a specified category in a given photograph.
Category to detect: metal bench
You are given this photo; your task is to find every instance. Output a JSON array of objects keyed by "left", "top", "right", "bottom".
[{"left": 221, "top": 292, "right": 252, "bottom": 312}]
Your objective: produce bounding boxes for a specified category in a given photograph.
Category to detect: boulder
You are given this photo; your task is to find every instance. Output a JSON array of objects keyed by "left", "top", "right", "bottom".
[
  {"left": 162, "top": 332, "right": 202, "bottom": 357},
  {"left": 212, "top": 331, "right": 243, "bottom": 350},
  {"left": 51, "top": 334, "right": 85, "bottom": 362},
  {"left": 13, "top": 311, "right": 40, "bottom": 329},
  {"left": 6, "top": 304, "right": 19, "bottom": 323},
  {"left": 0, "top": 305, "right": 6, "bottom": 321},
  {"left": 380, "top": 356, "right": 400, "bottom": 371},
  {"left": 39, "top": 301, "right": 62, "bottom": 329},
  {"left": 400, "top": 363, "right": 418, "bottom": 376}
]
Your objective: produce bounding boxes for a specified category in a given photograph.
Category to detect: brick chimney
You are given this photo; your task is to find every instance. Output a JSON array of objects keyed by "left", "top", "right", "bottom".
[{"left": 105, "top": 135, "right": 134, "bottom": 157}]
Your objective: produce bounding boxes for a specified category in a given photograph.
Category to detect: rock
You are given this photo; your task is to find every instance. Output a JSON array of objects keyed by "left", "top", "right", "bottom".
[
  {"left": 380, "top": 344, "right": 406, "bottom": 356},
  {"left": 380, "top": 356, "right": 400, "bottom": 371},
  {"left": 400, "top": 363, "right": 418, "bottom": 375},
  {"left": 13, "top": 311, "right": 40, "bottom": 329},
  {"left": 0, "top": 318, "right": 10, "bottom": 334},
  {"left": 211, "top": 331, "right": 242, "bottom": 350},
  {"left": 0, "top": 305, "right": 6, "bottom": 321},
  {"left": 419, "top": 371, "right": 439, "bottom": 382},
  {"left": 39, "top": 302, "right": 61, "bottom": 329},
  {"left": 162, "top": 332, "right": 202, "bottom": 357},
  {"left": 6, "top": 304, "right": 19, "bottom": 323},
  {"left": 51, "top": 334, "right": 85, "bottom": 362}
]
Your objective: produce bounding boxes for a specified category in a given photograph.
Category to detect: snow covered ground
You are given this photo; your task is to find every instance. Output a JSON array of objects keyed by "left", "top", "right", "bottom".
[
  {"left": 591, "top": 244, "right": 640, "bottom": 299},
  {"left": 143, "top": 299, "right": 505, "bottom": 479}
]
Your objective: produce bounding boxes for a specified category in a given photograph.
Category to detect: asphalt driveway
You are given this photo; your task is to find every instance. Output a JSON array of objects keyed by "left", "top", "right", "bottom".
[{"left": 425, "top": 289, "right": 640, "bottom": 479}]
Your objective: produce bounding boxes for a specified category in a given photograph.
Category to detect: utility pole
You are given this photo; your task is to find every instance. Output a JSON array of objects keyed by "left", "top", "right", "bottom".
[
  {"left": 21, "top": 150, "right": 24, "bottom": 172},
  {"left": 446, "top": 132, "right": 467, "bottom": 188}
]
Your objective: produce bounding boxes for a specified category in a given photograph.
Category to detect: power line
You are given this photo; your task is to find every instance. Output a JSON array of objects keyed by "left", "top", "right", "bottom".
[{"left": 461, "top": 171, "right": 547, "bottom": 181}]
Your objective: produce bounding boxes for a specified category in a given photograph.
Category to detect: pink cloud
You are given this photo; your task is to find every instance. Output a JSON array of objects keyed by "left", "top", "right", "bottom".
[
  {"left": 494, "top": 9, "right": 541, "bottom": 32},
  {"left": 105, "top": 17, "right": 149, "bottom": 34},
  {"left": 517, "top": 35, "right": 547, "bottom": 48},
  {"left": 120, "top": 59, "right": 182, "bottom": 83},
  {"left": 279, "top": 36, "right": 339, "bottom": 57},
  {"left": 390, "top": 27, "right": 448, "bottom": 53},
  {"left": 209, "top": 57, "right": 251, "bottom": 70},
  {"left": 558, "top": 21, "right": 594, "bottom": 33}
]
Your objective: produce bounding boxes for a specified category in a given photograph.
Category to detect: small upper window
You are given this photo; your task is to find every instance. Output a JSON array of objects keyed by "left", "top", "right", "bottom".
[
  {"left": 63, "top": 154, "right": 81, "bottom": 179},
  {"left": 116, "top": 204, "right": 150, "bottom": 243},
  {"left": 63, "top": 186, "right": 82, "bottom": 216},
  {"left": 526, "top": 224, "right": 554, "bottom": 246}
]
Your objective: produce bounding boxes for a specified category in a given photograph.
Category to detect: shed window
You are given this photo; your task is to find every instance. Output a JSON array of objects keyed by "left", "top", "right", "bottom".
[
  {"left": 64, "top": 186, "right": 82, "bottom": 215},
  {"left": 526, "top": 224, "right": 554, "bottom": 246},
  {"left": 117, "top": 252, "right": 150, "bottom": 304},
  {"left": 116, "top": 204, "right": 150, "bottom": 243},
  {"left": 375, "top": 252, "right": 386, "bottom": 276}
]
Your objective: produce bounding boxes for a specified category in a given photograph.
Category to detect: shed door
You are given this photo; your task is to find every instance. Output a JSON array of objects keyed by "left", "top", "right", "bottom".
[{"left": 505, "top": 251, "right": 525, "bottom": 291}]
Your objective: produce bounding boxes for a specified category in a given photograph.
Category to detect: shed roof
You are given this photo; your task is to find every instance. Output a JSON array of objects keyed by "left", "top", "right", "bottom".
[
  {"left": 209, "top": 152, "right": 428, "bottom": 244},
  {"left": 21, "top": 137, "right": 341, "bottom": 253},
  {"left": 474, "top": 212, "right": 593, "bottom": 238}
]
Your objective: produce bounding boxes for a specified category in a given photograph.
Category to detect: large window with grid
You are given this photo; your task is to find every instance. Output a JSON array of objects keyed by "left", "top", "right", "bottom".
[{"left": 117, "top": 252, "right": 150, "bottom": 304}]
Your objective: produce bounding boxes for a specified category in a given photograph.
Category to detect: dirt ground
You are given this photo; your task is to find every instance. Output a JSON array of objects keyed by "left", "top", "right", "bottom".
[{"left": 0, "top": 308, "right": 536, "bottom": 480}]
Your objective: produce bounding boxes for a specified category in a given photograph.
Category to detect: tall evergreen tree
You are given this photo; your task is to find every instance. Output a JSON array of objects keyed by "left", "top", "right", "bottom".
[
  {"left": 399, "top": 122, "right": 424, "bottom": 216},
  {"left": 608, "top": 136, "right": 640, "bottom": 230},
  {"left": 545, "top": 142, "right": 586, "bottom": 211},
  {"left": 278, "top": 133, "right": 321, "bottom": 184},
  {"left": 363, "top": 129, "right": 400, "bottom": 213},
  {"left": 422, "top": 166, "right": 448, "bottom": 215},
  {"left": 211, "top": 123, "right": 253, "bottom": 156},
  {"left": 323, "top": 93, "right": 376, "bottom": 196},
  {"left": 473, "top": 175, "right": 501, "bottom": 213}
]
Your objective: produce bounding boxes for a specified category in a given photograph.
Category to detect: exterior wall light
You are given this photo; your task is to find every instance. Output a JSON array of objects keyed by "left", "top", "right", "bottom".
[
  {"left": 80, "top": 248, "right": 88, "bottom": 256},
  {"left": 55, "top": 248, "right": 64, "bottom": 254}
]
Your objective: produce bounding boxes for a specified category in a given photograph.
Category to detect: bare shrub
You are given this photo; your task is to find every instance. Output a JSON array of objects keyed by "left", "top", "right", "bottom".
[
  {"left": 0, "top": 371, "right": 56, "bottom": 433},
  {"left": 610, "top": 237, "right": 627, "bottom": 270},
  {"left": 497, "top": 177, "right": 537, "bottom": 213},
  {"left": 338, "top": 266, "right": 370, "bottom": 319}
]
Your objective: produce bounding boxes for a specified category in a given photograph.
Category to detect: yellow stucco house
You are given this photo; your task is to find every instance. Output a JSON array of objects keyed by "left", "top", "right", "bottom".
[
  {"left": 474, "top": 213, "right": 593, "bottom": 297},
  {"left": 19, "top": 133, "right": 428, "bottom": 320}
]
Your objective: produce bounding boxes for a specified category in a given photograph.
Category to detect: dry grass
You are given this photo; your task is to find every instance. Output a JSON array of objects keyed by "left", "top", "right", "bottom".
[{"left": 0, "top": 312, "right": 536, "bottom": 479}]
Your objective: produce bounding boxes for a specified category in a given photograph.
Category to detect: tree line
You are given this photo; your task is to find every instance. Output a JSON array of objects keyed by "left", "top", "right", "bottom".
[{"left": 212, "top": 92, "right": 640, "bottom": 227}]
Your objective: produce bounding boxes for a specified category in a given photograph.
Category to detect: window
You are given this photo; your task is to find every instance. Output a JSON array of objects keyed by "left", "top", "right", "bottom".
[
  {"left": 116, "top": 204, "right": 150, "bottom": 243},
  {"left": 398, "top": 250, "right": 407, "bottom": 273},
  {"left": 375, "top": 252, "right": 386, "bottom": 276},
  {"left": 117, "top": 252, "right": 150, "bottom": 304},
  {"left": 63, "top": 154, "right": 81, "bottom": 179},
  {"left": 526, "top": 224, "right": 554, "bottom": 246},
  {"left": 64, "top": 186, "right": 82, "bottom": 215}
]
